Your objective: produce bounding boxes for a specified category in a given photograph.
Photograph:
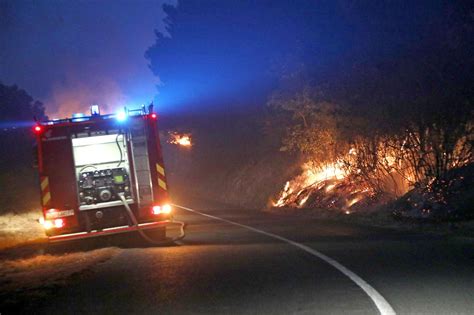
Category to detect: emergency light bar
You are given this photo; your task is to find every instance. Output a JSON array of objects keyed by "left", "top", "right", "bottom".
[{"left": 37, "top": 106, "right": 155, "bottom": 126}]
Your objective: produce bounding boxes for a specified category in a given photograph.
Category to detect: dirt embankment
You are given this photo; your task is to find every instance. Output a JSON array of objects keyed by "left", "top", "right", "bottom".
[
  {"left": 161, "top": 111, "right": 302, "bottom": 210},
  {"left": 164, "top": 142, "right": 299, "bottom": 209}
]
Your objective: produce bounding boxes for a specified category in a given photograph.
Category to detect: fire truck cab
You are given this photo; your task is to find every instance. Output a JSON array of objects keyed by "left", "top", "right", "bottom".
[{"left": 34, "top": 106, "right": 172, "bottom": 242}]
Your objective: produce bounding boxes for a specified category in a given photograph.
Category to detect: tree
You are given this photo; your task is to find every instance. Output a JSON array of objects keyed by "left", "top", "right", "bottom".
[
  {"left": 267, "top": 86, "right": 346, "bottom": 165},
  {"left": 0, "top": 83, "right": 46, "bottom": 168},
  {"left": 266, "top": 3, "right": 474, "bottom": 195}
]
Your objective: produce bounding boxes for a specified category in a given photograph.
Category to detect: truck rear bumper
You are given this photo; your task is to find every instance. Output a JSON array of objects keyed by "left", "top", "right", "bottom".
[{"left": 48, "top": 220, "right": 170, "bottom": 243}]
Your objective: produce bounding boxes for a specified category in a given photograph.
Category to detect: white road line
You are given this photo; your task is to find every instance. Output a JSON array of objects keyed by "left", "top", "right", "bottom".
[{"left": 173, "top": 204, "right": 396, "bottom": 315}]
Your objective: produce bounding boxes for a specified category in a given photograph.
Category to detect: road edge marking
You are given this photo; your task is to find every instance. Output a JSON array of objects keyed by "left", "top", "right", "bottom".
[{"left": 174, "top": 204, "right": 396, "bottom": 315}]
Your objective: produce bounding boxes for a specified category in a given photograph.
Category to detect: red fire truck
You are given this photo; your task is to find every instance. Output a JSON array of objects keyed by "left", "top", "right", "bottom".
[{"left": 34, "top": 105, "right": 174, "bottom": 242}]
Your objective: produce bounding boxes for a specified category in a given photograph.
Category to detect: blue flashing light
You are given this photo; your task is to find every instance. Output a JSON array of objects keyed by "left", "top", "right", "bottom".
[
  {"left": 116, "top": 111, "right": 127, "bottom": 122},
  {"left": 71, "top": 113, "right": 87, "bottom": 122}
]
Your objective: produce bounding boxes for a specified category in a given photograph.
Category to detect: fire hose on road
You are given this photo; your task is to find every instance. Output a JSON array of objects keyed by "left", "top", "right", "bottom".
[{"left": 119, "top": 194, "right": 186, "bottom": 245}]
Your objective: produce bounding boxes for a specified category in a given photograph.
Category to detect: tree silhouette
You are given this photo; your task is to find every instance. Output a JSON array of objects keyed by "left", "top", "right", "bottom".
[
  {"left": 0, "top": 83, "right": 46, "bottom": 168},
  {"left": 267, "top": 0, "right": 473, "bottom": 192}
]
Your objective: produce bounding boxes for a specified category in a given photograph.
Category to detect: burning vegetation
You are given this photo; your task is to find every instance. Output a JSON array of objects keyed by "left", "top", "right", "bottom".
[
  {"left": 268, "top": 65, "right": 473, "bottom": 219},
  {"left": 273, "top": 158, "right": 378, "bottom": 213},
  {"left": 168, "top": 132, "right": 192, "bottom": 147},
  {"left": 273, "top": 132, "right": 472, "bottom": 219}
]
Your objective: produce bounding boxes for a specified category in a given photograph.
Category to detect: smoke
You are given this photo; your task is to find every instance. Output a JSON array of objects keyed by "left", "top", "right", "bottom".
[
  {"left": 48, "top": 74, "right": 126, "bottom": 118},
  {"left": 0, "top": 0, "right": 176, "bottom": 117}
]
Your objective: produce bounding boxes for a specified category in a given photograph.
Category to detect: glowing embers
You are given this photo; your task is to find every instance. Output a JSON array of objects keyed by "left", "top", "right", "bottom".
[
  {"left": 168, "top": 132, "right": 192, "bottom": 147},
  {"left": 272, "top": 160, "right": 375, "bottom": 212},
  {"left": 347, "top": 197, "right": 362, "bottom": 208},
  {"left": 325, "top": 184, "right": 336, "bottom": 192},
  {"left": 273, "top": 161, "right": 349, "bottom": 208}
]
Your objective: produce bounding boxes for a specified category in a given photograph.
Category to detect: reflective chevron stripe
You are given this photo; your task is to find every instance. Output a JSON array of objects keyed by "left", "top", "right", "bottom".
[
  {"left": 158, "top": 178, "right": 167, "bottom": 190},
  {"left": 156, "top": 164, "right": 165, "bottom": 176},
  {"left": 40, "top": 176, "right": 51, "bottom": 206},
  {"left": 156, "top": 163, "right": 167, "bottom": 190}
]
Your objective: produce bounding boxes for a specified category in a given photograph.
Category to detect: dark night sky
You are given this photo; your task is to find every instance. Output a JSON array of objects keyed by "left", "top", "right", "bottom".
[
  {"left": 146, "top": 0, "right": 447, "bottom": 114},
  {"left": 0, "top": 0, "right": 463, "bottom": 116},
  {"left": 0, "top": 0, "right": 175, "bottom": 117}
]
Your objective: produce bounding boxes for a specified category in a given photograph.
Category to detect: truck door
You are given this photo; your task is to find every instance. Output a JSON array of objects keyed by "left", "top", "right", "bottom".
[{"left": 40, "top": 134, "right": 79, "bottom": 227}]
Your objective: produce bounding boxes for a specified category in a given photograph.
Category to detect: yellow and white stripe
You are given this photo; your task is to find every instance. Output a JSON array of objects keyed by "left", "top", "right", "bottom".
[
  {"left": 41, "top": 176, "right": 51, "bottom": 206},
  {"left": 156, "top": 164, "right": 165, "bottom": 176},
  {"left": 156, "top": 163, "right": 167, "bottom": 190}
]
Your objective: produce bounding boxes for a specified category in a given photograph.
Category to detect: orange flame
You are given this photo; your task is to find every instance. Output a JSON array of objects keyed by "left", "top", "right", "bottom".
[
  {"left": 273, "top": 142, "right": 422, "bottom": 210},
  {"left": 325, "top": 184, "right": 336, "bottom": 192},
  {"left": 273, "top": 161, "right": 348, "bottom": 207},
  {"left": 347, "top": 197, "right": 361, "bottom": 207},
  {"left": 169, "top": 132, "right": 192, "bottom": 147}
]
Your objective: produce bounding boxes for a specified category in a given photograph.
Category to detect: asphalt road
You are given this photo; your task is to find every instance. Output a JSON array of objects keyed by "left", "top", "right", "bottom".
[{"left": 2, "top": 199, "right": 474, "bottom": 314}]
